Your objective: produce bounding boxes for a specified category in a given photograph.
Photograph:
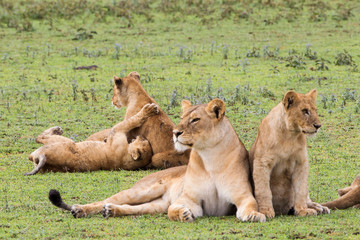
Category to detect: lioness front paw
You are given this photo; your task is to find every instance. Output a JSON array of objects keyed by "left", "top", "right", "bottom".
[
  {"left": 168, "top": 205, "right": 195, "bottom": 222},
  {"left": 307, "top": 201, "right": 330, "bottom": 214},
  {"left": 295, "top": 208, "right": 317, "bottom": 217},
  {"left": 259, "top": 206, "right": 275, "bottom": 219},
  {"left": 71, "top": 205, "right": 87, "bottom": 218},
  {"left": 142, "top": 103, "right": 159, "bottom": 118},
  {"left": 101, "top": 204, "right": 116, "bottom": 218},
  {"left": 237, "top": 209, "right": 266, "bottom": 222}
]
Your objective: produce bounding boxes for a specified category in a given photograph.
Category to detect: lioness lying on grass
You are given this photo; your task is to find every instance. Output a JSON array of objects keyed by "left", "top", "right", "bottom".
[
  {"left": 49, "top": 99, "right": 266, "bottom": 223},
  {"left": 249, "top": 89, "right": 330, "bottom": 219},
  {"left": 323, "top": 174, "right": 360, "bottom": 209},
  {"left": 25, "top": 103, "right": 158, "bottom": 175}
]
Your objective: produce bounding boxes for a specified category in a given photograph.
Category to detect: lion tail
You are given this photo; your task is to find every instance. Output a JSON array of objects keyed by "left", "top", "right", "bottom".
[{"left": 48, "top": 189, "right": 72, "bottom": 211}]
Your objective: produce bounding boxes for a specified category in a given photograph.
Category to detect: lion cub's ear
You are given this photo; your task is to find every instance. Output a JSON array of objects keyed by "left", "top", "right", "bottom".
[
  {"left": 181, "top": 100, "right": 192, "bottom": 112},
  {"left": 206, "top": 98, "right": 225, "bottom": 120},
  {"left": 130, "top": 148, "right": 140, "bottom": 160},
  {"left": 282, "top": 90, "right": 299, "bottom": 110},
  {"left": 113, "top": 75, "right": 122, "bottom": 85},
  {"left": 306, "top": 89, "right": 317, "bottom": 101},
  {"left": 128, "top": 71, "right": 140, "bottom": 82}
]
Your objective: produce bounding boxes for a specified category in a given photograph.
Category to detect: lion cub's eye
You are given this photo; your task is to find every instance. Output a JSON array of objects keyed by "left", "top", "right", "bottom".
[
  {"left": 302, "top": 109, "right": 310, "bottom": 115},
  {"left": 190, "top": 118, "right": 200, "bottom": 124}
]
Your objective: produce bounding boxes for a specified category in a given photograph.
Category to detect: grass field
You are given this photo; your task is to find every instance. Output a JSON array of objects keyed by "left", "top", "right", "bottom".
[{"left": 1, "top": 0, "right": 360, "bottom": 239}]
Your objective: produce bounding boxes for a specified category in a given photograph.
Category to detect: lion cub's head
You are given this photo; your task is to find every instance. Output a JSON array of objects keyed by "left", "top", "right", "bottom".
[
  {"left": 173, "top": 98, "right": 226, "bottom": 151},
  {"left": 112, "top": 72, "right": 141, "bottom": 109},
  {"left": 128, "top": 136, "right": 152, "bottom": 161},
  {"left": 282, "top": 89, "right": 321, "bottom": 136}
]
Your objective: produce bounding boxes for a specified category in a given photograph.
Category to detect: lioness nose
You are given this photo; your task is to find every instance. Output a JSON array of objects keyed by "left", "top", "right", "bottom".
[
  {"left": 313, "top": 124, "right": 321, "bottom": 129},
  {"left": 173, "top": 130, "right": 183, "bottom": 137}
]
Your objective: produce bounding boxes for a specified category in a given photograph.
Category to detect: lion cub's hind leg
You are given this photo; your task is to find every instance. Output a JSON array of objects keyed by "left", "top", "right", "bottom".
[
  {"left": 35, "top": 126, "right": 74, "bottom": 145},
  {"left": 25, "top": 153, "right": 46, "bottom": 176}
]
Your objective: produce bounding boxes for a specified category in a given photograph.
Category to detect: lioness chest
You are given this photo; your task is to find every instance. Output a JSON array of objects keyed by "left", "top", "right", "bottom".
[{"left": 192, "top": 173, "right": 235, "bottom": 216}]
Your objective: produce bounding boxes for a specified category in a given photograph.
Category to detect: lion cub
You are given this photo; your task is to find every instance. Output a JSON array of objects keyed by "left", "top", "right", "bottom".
[
  {"left": 249, "top": 89, "right": 330, "bottom": 218},
  {"left": 49, "top": 99, "right": 265, "bottom": 222},
  {"left": 25, "top": 103, "right": 158, "bottom": 175}
]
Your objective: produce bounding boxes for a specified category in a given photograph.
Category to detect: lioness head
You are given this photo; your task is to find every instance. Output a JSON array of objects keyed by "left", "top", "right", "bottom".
[
  {"left": 112, "top": 72, "right": 141, "bottom": 109},
  {"left": 128, "top": 136, "right": 152, "bottom": 161},
  {"left": 173, "top": 98, "right": 226, "bottom": 151},
  {"left": 282, "top": 89, "right": 321, "bottom": 136}
]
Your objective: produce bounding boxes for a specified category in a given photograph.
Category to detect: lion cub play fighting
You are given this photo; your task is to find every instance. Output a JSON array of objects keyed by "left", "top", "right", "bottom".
[
  {"left": 86, "top": 72, "right": 189, "bottom": 168},
  {"left": 249, "top": 89, "right": 330, "bottom": 218},
  {"left": 25, "top": 103, "right": 159, "bottom": 175},
  {"left": 49, "top": 99, "right": 266, "bottom": 222}
]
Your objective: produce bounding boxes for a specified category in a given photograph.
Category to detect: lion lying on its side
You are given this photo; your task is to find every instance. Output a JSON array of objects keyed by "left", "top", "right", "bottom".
[
  {"left": 49, "top": 99, "right": 266, "bottom": 222},
  {"left": 249, "top": 89, "right": 330, "bottom": 219},
  {"left": 323, "top": 174, "right": 360, "bottom": 209},
  {"left": 25, "top": 103, "right": 158, "bottom": 175}
]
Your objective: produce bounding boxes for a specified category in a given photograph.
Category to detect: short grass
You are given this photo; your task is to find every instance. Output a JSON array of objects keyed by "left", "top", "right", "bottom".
[{"left": 1, "top": 0, "right": 360, "bottom": 239}]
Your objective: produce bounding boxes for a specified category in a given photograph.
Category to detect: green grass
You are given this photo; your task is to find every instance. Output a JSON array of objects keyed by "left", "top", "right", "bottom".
[{"left": 1, "top": 0, "right": 360, "bottom": 239}]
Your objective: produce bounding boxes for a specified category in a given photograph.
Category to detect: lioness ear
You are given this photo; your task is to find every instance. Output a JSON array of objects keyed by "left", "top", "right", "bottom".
[
  {"left": 181, "top": 100, "right": 192, "bottom": 112},
  {"left": 282, "top": 90, "right": 299, "bottom": 110},
  {"left": 306, "top": 89, "right": 317, "bottom": 101},
  {"left": 128, "top": 71, "right": 140, "bottom": 82},
  {"left": 206, "top": 98, "right": 225, "bottom": 120},
  {"left": 113, "top": 75, "right": 122, "bottom": 85}
]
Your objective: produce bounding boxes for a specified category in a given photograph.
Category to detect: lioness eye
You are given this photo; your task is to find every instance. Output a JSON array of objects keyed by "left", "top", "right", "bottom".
[
  {"left": 191, "top": 118, "right": 200, "bottom": 123},
  {"left": 302, "top": 109, "right": 310, "bottom": 115}
]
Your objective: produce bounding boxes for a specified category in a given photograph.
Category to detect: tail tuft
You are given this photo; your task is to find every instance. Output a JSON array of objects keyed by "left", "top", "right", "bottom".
[{"left": 49, "top": 189, "right": 72, "bottom": 211}]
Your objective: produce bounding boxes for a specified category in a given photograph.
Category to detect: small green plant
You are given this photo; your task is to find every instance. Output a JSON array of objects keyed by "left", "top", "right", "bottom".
[
  {"left": 113, "top": 44, "right": 122, "bottom": 60},
  {"left": 71, "top": 80, "right": 78, "bottom": 101},
  {"left": 246, "top": 47, "right": 260, "bottom": 58},
  {"left": 315, "top": 58, "right": 330, "bottom": 71},
  {"left": 334, "top": 50, "right": 355, "bottom": 66},
  {"left": 304, "top": 44, "right": 317, "bottom": 60},
  {"left": 222, "top": 44, "right": 229, "bottom": 59},
  {"left": 72, "top": 28, "right": 97, "bottom": 41},
  {"left": 285, "top": 55, "right": 306, "bottom": 69}
]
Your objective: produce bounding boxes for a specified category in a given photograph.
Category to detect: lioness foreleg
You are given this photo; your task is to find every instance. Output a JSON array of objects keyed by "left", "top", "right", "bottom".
[
  {"left": 168, "top": 196, "right": 203, "bottom": 222},
  {"left": 101, "top": 199, "right": 169, "bottom": 218}
]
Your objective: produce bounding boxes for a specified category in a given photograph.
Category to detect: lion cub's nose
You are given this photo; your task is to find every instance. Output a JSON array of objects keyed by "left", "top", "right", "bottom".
[
  {"left": 313, "top": 124, "right": 321, "bottom": 129},
  {"left": 173, "top": 130, "right": 183, "bottom": 138}
]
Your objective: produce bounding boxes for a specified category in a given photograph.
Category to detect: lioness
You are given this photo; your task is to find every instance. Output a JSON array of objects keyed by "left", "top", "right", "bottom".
[
  {"left": 322, "top": 174, "right": 360, "bottom": 209},
  {"left": 86, "top": 72, "right": 190, "bottom": 169},
  {"left": 49, "top": 99, "right": 266, "bottom": 222},
  {"left": 25, "top": 103, "right": 158, "bottom": 175},
  {"left": 249, "top": 89, "right": 330, "bottom": 218}
]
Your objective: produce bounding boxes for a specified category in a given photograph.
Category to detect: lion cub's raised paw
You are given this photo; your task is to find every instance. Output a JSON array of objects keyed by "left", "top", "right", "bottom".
[
  {"left": 141, "top": 103, "right": 159, "bottom": 118},
  {"left": 42, "top": 126, "right": 63, "bottom": 136}
]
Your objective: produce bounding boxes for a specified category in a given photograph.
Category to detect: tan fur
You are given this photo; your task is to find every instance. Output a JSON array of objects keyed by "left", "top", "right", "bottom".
[
  {"left": 25, "top": 104, "right": 158, "bottom": 175},
  {"left": 249, "top": 89, "right": 330, "bottom": 219},
  {"left": 85, "top": 72, "right": 190, "bottom": 168},
  {"left": 323, "top": 174, "right": 360, "bottom": 209},
  {"left": 51, "top": 99, "right": 265, "bottom": 222}
]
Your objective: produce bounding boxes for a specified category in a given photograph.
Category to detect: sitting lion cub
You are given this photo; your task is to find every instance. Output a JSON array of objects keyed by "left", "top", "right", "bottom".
[
  {"left": 48, "top": 99, "right": 266, "bottom": 223},
  {"left": 249, "top": 89, "right": 330, "bottom": 219},
  {"left": 25, "top": 103, "right": 158, "bottom": 175}
]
